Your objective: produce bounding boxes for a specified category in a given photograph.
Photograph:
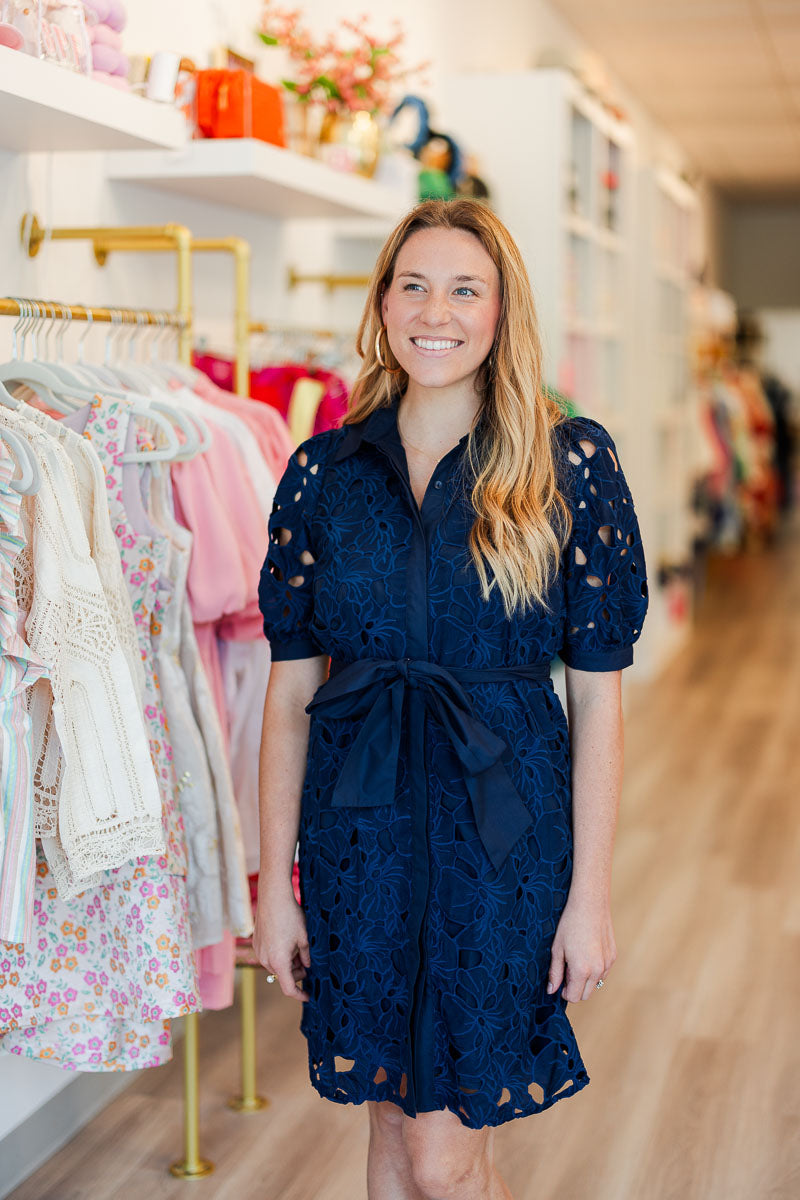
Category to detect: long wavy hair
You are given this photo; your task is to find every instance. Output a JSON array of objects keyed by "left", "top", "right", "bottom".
[{"left": 348, "top": 199, "right": 572, "bottom": 617}]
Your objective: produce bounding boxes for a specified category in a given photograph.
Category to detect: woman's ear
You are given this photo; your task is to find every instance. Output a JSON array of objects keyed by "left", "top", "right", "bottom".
[{"left": 380, "top": 287, "right": 388, "bottom": 327}]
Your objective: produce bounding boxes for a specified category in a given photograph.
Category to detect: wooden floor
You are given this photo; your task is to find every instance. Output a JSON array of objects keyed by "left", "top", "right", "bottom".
[{"left": 10, "top": 516, "right": 800, "bottom": 1200}]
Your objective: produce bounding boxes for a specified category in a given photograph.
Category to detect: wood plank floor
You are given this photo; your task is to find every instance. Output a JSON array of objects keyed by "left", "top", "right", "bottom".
[{"left": 9, "top": 516, "right": 800, "bottom": 1200}]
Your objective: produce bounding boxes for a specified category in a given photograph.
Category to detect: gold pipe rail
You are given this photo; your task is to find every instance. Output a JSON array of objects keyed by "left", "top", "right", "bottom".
[
  {"left": 287, "top": 268, "right": 371, "bottom": 292},
  {"left": 0, "top": 297, "right": 185, "bottom": 327},
  {"left": 86, "top": 233, "right": 251, "bottom": 397},
  {"left": 249, "top": 320, "right": 340, "bottom": 340},
  {"left": 20, "top": 215, "right": 194, "bottom": 366}
]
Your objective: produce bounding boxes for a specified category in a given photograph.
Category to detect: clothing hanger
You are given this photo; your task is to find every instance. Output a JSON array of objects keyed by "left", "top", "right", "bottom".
[
  {"left": 0, "top": 425, "right": 41, "bottom": 494},
  {"left": 5, "top": 302, "right": 183, "bottom": 464},
  {"left": 0, "top": 301, "right": 77, "bottom": 411},
  {"left": 105, "top": 312, "right": 207, "bottom": 461}
]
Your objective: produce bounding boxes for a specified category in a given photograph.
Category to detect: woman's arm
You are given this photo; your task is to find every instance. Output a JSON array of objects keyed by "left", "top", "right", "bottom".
[
  {"left": 253, "top": 654, "right": 329, "bottom": 1001},
  {"left": 547, "top": 666, "right": 624, "bottom": 1003}
]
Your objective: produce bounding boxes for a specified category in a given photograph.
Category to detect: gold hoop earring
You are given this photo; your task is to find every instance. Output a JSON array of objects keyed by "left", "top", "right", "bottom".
[{"left": 375, "top": 324, "right": 402, "bottom": 374}]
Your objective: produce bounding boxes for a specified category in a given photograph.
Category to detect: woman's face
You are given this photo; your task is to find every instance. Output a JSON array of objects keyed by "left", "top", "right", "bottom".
[{"left": 381, "top": 227, "right": 501, "bottom": 393}]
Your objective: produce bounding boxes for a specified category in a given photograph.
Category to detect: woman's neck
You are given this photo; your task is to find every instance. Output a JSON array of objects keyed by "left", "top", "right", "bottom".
[{"left": 397, "top": 382, "right": 482, "bottom": 457}]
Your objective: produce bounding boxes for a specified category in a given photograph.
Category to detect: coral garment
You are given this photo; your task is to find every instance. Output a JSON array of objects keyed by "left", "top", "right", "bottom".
[{"left": 258, "top": 401, "right": 649, "bottom": 1129}]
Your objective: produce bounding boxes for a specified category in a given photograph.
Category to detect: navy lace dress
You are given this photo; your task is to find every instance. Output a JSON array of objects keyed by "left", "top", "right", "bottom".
[{"left": 258, "top": 398, "right": 648, "bottom": 1129}]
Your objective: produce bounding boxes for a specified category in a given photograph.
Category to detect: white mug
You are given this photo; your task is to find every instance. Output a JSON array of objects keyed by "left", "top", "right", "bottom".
[{"left": 146, "top": 51, "right": 181, "bottom": 103}]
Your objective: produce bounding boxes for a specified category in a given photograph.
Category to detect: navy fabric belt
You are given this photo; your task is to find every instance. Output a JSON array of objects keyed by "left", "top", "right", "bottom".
[{"left": 305, "top": 657, "right": 551, "bottom": 872}]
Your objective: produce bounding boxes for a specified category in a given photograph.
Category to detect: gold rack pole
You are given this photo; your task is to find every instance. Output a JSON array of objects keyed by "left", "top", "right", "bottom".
[
  {"left": 249, "top": 320, "right": 339, "bottom": 340},
  {"left": 0, "top": 297, "right": 185, "bottom": 326},
  {"left": 87, "top": 234, "right": 252, "bottom": 397},
  {"left": 169, "top": 1014, "right": 213, "bottom": 1180},
  {"left": 20, "top": 215, "right": 194, "bottom": 366},
  {"left": 287, "top": 267, "right": 371, "bottom": 292},
  {"left": 228, "top": 965, "right": 269, "bottom": 1113}
]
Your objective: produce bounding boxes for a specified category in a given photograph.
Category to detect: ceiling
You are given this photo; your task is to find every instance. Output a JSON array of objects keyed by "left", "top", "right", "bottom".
[{"left": 547, "top": 0, "right": 800, "bottom": 197}]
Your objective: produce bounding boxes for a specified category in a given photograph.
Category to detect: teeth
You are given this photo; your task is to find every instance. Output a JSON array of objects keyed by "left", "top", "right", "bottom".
[{"left": 412, "top": 338, "right": 461, "bottom": 350}]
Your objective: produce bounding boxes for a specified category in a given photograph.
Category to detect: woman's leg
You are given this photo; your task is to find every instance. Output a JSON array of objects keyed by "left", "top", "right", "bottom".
[
  {"left": 367, "top": 1101, "right": 426, "bottom": 1200},
  {"left": 403, "top": 1109, "right": 513, "bottom": 1200}
]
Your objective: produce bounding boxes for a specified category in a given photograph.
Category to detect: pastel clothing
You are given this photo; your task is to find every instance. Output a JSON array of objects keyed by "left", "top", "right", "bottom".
[
  {"left": 0, "top": 848, "right": 197, "bottom": 1071},
  {"left": 0, "top": 447, "right": 47, "bottom": 943},
  {"left": 79, "top": 395, "right": 187, "bottom": 880},
  {"left": 257, "top": 401, "right": 649, "bottom": 1129},
  {"left": 0, "top": 406, "right": 162, "bottom": 895},
  {"left": 191, "top": 372, "right": 294, "bottom": 483},
  {"left": 146, "top": 468, "right": 251, "bottom": 947}
]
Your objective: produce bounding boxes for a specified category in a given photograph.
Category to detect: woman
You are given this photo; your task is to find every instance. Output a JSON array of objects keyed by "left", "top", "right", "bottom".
[{"left": 255, "top": 199, "right": 648, "bottom": 1200}]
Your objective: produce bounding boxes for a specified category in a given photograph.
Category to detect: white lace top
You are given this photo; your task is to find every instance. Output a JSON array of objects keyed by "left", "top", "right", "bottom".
[{"left": 0, "top": 407, "right": 164, "bottom": 894}]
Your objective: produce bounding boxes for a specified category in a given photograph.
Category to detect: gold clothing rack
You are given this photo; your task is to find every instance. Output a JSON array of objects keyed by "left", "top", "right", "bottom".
[
  {"left": 287, "top": 267, "right": 372, "bottom": 291},
  {"left": 0, "top": 297, "right": 186, "bottom": 327}
]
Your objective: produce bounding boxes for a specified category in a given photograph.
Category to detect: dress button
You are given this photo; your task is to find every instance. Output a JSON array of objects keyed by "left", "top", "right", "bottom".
[{"left": 434, "top": 480, "right": 443, "bottom": 490}]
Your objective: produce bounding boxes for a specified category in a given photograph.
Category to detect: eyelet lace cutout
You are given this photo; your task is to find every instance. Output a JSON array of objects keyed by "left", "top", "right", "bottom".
[
  {"left": 560, "top": 418, "right": 648, "bottom": 670},
  {"left": 258, "top": 437, "right": 333, "bottom": 659}
]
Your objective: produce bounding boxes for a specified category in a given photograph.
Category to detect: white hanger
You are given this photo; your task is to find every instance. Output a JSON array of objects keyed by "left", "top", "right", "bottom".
[
  {"left": 3, "top": 301, "right": 183, "bottom": 464},
  {"left": 0, "top": 425, "right": 41, "bottom": 495}
]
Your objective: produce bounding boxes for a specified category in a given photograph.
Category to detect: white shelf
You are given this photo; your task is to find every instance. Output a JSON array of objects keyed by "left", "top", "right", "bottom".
[
  {"left": 105, "top": 139, "right": 409, "bottom": 221},
  {"left": 0, "top": 46, "right": 186, "bottom": 151}
]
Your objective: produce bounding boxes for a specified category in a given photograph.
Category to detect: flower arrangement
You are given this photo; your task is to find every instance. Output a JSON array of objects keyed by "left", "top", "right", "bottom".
[{"left": 257, "top": 5, "right": 426, "bottom": 116}]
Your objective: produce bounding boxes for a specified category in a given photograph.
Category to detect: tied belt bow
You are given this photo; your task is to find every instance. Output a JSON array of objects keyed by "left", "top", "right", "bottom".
[{"left": 305, "top": 657, "right": 551, "bottom": 872}]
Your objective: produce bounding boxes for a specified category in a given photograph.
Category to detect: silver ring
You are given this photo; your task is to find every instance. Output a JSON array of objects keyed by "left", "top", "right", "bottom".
[
  {"left": 266, "top": 973, "right": 277, "bottom": 984},
  {"left": 595, "top": 979, "right": 604, "bottom": 989}
]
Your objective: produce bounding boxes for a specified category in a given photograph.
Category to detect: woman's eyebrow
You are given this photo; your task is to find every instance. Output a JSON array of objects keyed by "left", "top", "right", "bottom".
[{"left": 397, "top": 271, "right": 488, "bottom": 284}]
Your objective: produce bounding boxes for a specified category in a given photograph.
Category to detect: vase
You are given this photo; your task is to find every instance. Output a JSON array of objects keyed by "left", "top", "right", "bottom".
[
  {"left": 316, "top": 110, "right": 380, "bottom": 178},
  {"left": 283, "top": 95, "right": 325, "bottom": 158}
]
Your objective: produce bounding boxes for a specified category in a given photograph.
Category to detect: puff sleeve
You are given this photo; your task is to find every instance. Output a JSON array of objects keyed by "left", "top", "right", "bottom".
[
  {"left": 558, "top": 416, "right": 648, "bottom": 671},
  {"left": 258, "top": 432, "right": 335, "bottom": 661}
]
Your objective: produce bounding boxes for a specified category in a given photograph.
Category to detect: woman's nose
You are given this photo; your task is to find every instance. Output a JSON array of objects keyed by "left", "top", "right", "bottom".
[{"left": 420, "top": 291, "right": 452, "bottom": 326}]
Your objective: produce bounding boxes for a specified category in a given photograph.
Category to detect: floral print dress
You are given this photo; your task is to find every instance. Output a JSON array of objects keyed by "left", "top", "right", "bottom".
[
  {"left": 257, "top": 399, "right": 649, "bottom": 1128},
  {"left": 0, "top": 396, "right": 199, "bottom": 1071}
]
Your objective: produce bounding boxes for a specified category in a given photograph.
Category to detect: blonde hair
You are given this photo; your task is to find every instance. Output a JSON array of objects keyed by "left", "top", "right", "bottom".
[{"left": 348, "top": 199, "right": 572, "bottom": 617}]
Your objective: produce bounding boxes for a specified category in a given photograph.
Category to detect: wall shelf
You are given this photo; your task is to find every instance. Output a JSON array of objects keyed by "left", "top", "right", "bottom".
[
  {"left": 105, "top": 139, "right": 409, "bottom": 221},
  {"left": 0, "top": 46, "right": 186, "bottom": 151}
]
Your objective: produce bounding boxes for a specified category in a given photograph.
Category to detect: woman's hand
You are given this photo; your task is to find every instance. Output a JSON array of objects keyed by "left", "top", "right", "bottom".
[
  {"left": 253, "top": 886, "right": 311, "bottom": 1003},
  {"left": 546, "top": 894, "right": 617, "bottom": 1002}
]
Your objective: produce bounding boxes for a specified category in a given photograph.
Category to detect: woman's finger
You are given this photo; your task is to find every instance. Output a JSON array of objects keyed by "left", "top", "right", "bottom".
[{"left": 546, "top": 940, "right": 566, "bottom": 995}]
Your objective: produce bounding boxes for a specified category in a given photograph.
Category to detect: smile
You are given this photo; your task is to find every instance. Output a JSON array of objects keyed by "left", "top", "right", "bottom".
[{"left": 410, "top": 337, "right": 463, "bottom": 352}]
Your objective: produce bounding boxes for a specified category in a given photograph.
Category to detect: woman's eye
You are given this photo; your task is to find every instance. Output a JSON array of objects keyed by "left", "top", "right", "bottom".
[
  {"left": 402, "top": 283, "right": 424, "bottom": 292},
  {"left": 454, "top": 286, "right": 477, "bottom": 297}
]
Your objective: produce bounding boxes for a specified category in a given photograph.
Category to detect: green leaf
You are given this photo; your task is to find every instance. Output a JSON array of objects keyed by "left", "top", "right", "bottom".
[
  {"left": 258, "top": 32, "right": 279, "bottom": 45},
  {"left": 315, "top": 74, "right": 342, "bottom": 100},
  {"left": 281, "top": 79, "right": 299, "bottom": 92}
]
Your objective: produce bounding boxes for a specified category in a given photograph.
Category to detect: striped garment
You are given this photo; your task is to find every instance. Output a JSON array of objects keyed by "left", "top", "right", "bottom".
[{"left": 0, "top": 444, "right": 47, "bottom": 944}]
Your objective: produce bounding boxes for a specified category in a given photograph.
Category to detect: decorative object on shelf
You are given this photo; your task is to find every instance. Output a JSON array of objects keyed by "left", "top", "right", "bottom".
[
  {"left": 317, "top": 107, "right": 380, "bottom": 177},
  {"left": 1, "top": 0, "right": 91, "bottom": 72},
  {"left": 145, "top": 49, "right": 180, "bottom": 104},
  {"left": 82, "top": 0, "right": 127, "bottom": 86},
  {"left": 196, "top": 69, "right": 286, "bottom": 147},
  {"left": 257, "top": 4, "right": 427, "bottom": 175},
  {"left": 455, "top": 154, "right": 491, "bottom": 204}
]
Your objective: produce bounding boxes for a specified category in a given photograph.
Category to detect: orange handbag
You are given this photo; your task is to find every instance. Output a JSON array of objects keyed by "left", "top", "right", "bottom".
[{"left": 195, "top": 70, "right": 286, "bottom": 146}]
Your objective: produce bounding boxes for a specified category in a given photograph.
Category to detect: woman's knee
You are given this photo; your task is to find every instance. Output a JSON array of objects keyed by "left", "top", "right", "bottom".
[
  {"left": 368, "top": 1099, "right": 406, "bottom": 1140},
  {"left": 405, "top": 1116, "right": 492, "bottom": 1198}
]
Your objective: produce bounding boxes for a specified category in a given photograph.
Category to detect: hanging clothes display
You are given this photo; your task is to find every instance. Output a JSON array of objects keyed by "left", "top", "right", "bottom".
[
  {"left": 192, "top": 345, "right": 351, "bottom": 442},
  {"left": 0, "top": 443, "right": 47, "bottom": 945},
  {"left": 0, "top": 303, "right": 294, "bottom": 1069}
]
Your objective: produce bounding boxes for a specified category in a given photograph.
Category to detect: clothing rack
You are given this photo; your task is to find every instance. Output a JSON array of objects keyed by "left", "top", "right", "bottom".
[
  {"left": 0, "top": 297, "right": 186, "bottom": 328},
  {"left": 3, "top": 258, "right": 268, "bottom": 1178}
]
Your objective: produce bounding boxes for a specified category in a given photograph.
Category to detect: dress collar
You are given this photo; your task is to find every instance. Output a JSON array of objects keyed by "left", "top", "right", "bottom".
[{"left": 333, "top": 395, "right": 481, "bottom": 463}]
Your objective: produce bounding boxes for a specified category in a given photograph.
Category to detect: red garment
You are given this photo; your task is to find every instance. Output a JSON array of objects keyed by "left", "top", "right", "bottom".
[{"left": 192, "top": 351, "right": 349, "bottom": 438}]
